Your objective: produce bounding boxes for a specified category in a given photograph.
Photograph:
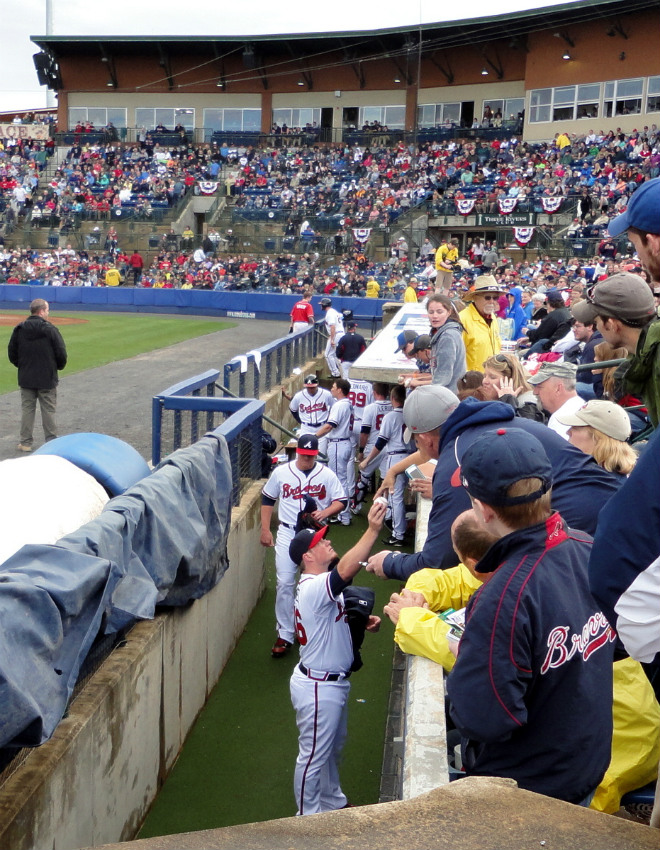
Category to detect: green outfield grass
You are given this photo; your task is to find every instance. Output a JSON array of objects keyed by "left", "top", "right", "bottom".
[{"left": 0, "top": 312, "right": 233, "bottom": 395}]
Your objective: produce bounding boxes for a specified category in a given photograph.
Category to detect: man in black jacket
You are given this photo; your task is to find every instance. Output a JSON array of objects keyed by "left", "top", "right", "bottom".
[
  {"left": 522, "top": 290, "right": 572, "bottom": 355},
  {"left": 7, "top": 299, "right": 67, "bottom": 452}
]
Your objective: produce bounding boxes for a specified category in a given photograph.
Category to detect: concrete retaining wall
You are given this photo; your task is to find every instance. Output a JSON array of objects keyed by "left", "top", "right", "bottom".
[
  {"left": 401, "top": 493, "right": 449, "bottom": 801},
  {"left": 0, "top": 480, "right": 266, "bottom": 850},
  {"left": 0, "top": 357, "right": 323, "bottom": 850}
]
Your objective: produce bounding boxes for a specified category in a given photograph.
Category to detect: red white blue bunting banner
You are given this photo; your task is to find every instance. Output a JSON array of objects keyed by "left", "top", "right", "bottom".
[
  {"left": 198, "top": 181, "right": 219, "bottom": 194},
  {"left": 514, "top": 227, "right": 535, "bottom": 246},
  {"left": 541, "top": 197, "right": 563, "bottom": 213},
  {"left": 353, "top": 228, "right": 371, "bottom": 243},
  {"left": 498, "top": 197, "right": 518, "bottom": 215},
  {"left": 456, "top": 198, "right": 476, "bottom": 216}
]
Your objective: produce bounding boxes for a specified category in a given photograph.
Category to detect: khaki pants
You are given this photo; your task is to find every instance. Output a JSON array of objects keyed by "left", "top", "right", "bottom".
[
  {"left": 20, "top": 387, "right": 58, "bottom": 447},
  {"left": 436, "top": 269, "right": 454, "bottom": 292}
]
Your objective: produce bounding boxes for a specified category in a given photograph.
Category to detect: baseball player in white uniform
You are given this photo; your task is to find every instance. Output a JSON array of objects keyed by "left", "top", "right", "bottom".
[
  {"left": 352, "top": 382, "right": 392, "bottom": 514},
  {"left": 261, "top": 435, "right": 347, "bottom": 658},
  {"left": 288, "top": 374, "right": 334, "bottom": 455},
  {"left": 359, "top": 384, "right": 413, "bottom": 546},
  {"left": 320, "top": 297, "right": 344, "bottom": 378},
  {"left": 288, "top": 500, "right": 385, "bottom": 815},
  {"left": 316, "top": 378, "right": 354, "bottom": 526},
  {"left": 348, "top": 377, "right": 374, "bottom": 453}
]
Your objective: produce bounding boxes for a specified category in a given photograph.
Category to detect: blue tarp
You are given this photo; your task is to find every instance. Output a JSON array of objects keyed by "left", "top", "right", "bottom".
[{"left": 0, "top": 434, "right": 232, "bottom": 750}]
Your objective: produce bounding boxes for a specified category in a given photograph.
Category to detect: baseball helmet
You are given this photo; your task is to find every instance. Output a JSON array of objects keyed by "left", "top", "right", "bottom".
[
  {"left": 342, "top": 309, "right": 354, "bottom": 321},
  {"left": 320, "top": 297, "right": 332, "bottom": 307}
]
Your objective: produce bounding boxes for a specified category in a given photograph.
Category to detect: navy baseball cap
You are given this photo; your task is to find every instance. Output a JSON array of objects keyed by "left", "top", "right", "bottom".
[
  {"left": 297, "top": 435, "right": 319, "bottom": 455},
  {"left": 608, "top": 177, "right": 660, "bottom": 237},
  {"left": 395, "top": 329, "right": 418, "bottom": 353},
  {"left": 460, "top": 428, "right": 553, "bottom": 508},
  {"left": 289, "top": 525, "right": 329, "bottom": 566},
  {"left": 411, "top": 333, "right": 432, "bottom": 355}
]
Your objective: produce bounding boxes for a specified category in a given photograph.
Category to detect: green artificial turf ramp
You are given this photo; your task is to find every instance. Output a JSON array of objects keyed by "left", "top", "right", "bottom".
[{"left": 138, "top": 516, "right": 406, "bottom": 837}]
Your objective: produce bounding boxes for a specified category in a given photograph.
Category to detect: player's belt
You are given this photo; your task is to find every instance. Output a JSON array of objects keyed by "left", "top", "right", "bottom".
[
  {"left": 298, "top": 663, "right": 351, "bottom": 682},
  {"left": 280, "top": 521, "right": 296, "bottom": 529},
  {"left": 388, "top": 450, "right": 410, "bottom": 455},
  {"left": 327, "top": 437, "right": 349, "bottom": 442}
]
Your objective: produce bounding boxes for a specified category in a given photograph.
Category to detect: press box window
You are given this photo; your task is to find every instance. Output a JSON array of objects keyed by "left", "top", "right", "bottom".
[
  {"left": 648, "top": 76, "right": 660, "bottom": 113},
  {"left": 604, "top": 79, "right": 643, "bottom": 117}
]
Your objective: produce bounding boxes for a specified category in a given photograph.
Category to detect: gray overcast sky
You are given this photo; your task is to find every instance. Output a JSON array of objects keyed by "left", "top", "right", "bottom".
[{"left": 1, "top": 0, "right": 582, "bottom": 115}]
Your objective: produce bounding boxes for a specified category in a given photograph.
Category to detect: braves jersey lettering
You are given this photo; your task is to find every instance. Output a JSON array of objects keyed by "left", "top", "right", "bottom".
[
  {"left": 290, "top": 389, "right": 334, "bottom": 427},
  {"left": 541, "top": 614, "right": 616, "bottom": 674},
  {"left": 282, "top": 482, "right": 327, "bottom": 501},
  {"left": 262, "top": 462, "right": 346, "bottom": 526}
]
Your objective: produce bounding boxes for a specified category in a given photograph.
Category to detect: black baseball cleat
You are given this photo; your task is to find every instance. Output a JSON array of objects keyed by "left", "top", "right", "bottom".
[
  {"left": 382, "top": 535, "right": 405, "bottom": 547},
  {"left": 271, "top": 638, "right": 292, "bottom": 658}
]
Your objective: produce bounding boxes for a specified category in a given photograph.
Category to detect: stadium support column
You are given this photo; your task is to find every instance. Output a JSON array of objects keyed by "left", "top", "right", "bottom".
[
  {"left": 57, "top": 90, "right": 68, "bottom": 133},
  {"left": 261, "top": 91, "right": 273, "bottom": 134},
  {"left": 405, "top": 84, "right": 417, "bottom": 136}
]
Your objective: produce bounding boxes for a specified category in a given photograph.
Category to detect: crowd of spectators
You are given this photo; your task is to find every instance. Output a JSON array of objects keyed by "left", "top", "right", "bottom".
[
  {"left": 1, "top": 124, "right": 659, "bottom": 295},
  {"left": 0, "top": 136, "right": 55, "bottom": 226}
]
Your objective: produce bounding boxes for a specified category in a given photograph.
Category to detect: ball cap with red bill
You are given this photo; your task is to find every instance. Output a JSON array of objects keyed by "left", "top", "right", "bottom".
[
  {"left": 460, "top": 428, "right": 553, "bottom": 509},
  {"left": 289, "top": 525, "right": 329, "bottom": 566},
  {"left": 297, "top": 435, "right": 319, "bottom": 455}
]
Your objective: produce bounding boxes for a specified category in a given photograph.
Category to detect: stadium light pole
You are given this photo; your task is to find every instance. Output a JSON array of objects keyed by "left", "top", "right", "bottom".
[{"left": 46, "top": 0, "right": 55, "bottom": 109}]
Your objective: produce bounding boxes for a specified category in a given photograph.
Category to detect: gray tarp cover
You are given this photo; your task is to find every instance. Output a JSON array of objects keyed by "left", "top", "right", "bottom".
[{"left": 0, "top": 434, "right": 231, "bottom": 750}]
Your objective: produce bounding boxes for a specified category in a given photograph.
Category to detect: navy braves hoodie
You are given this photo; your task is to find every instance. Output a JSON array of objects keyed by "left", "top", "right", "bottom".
[{"left": 383, "top": 399, "right": 623, "bottom": 580}]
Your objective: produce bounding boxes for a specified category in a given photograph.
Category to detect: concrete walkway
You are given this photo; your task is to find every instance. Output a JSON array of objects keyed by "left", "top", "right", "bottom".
[
  {"left": 89, "top": 777, "right": 659, "bottom": 850},
  {"left": 0, "top": 318, "right": 292, "bottom": 463}
]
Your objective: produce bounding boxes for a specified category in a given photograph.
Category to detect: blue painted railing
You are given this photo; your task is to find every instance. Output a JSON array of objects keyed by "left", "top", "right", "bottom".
[
  {"left": 222, "top": 323, "right": 321, "bottom": 398},
  {"left": 152, "top": 370, "right": 266, "bottom": 505}
]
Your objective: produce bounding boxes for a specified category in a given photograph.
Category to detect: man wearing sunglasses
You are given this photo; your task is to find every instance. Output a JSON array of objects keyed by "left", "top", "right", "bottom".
[{"left": 460, "top": 275, "right": 505, "bottom": 371}]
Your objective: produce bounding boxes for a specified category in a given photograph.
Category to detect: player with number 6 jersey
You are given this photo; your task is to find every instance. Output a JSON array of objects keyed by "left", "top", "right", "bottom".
[{"left": 288, "top": 500, "right": 385, "bottom": 815}]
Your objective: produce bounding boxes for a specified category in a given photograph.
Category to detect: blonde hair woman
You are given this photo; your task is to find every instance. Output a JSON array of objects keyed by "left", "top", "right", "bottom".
[
  {"left": 481, "top": 352, "right": 545, "bottom": 421},
  {"left": 556, "top": 399, "right": 637, "bottom": 477},
  {"left": 593, "top": 341, "right": 628, "bottom": 400}
]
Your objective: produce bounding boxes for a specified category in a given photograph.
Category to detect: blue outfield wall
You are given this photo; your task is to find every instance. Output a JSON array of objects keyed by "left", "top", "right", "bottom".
[{"left": 0, "top": 285, "right": 387, "bottom": 322}]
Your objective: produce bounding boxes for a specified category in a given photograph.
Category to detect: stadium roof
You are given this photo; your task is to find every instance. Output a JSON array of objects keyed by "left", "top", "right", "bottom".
[{"left": 32, "top": 0, "right": 657, "bottom": 58}]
